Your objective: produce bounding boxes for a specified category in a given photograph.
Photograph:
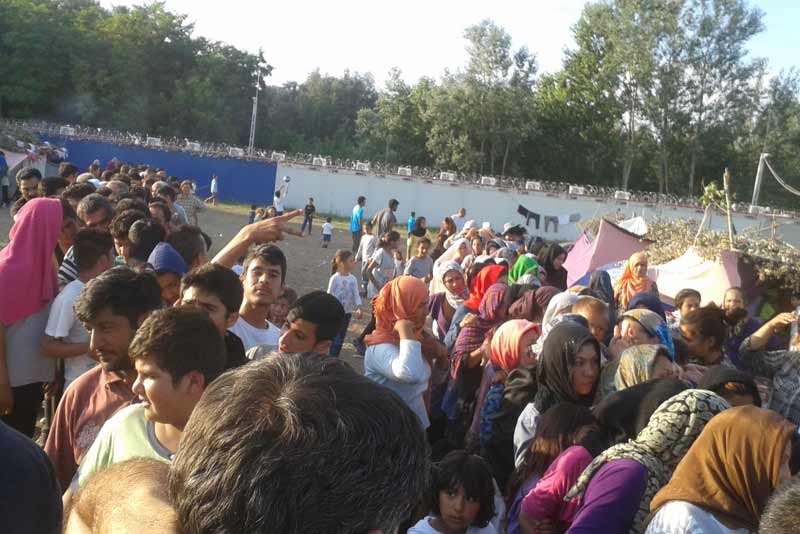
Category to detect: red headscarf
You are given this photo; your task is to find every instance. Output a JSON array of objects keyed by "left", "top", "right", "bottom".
[
  {"left": 0, "top": 198, "right": 62, "bottom": 326},
  {"left": 463, "top": 264, "right": 507, "bottom": 310},
  {"left": 490, "top": 319, "right": 541, "bottom": 371},
  {"left": 365, "top": 276, "right": 429, "bottom": 347}
]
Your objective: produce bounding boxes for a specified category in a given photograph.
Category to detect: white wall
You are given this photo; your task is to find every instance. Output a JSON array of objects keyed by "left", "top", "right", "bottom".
[{"left": 275, "top": 163, "right": 800, "bottom": 246}]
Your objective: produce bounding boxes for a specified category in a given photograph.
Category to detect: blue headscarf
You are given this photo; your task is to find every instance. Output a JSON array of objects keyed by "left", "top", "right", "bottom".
[{"left": 627, "top": 292, "right": 666, "bottom": 321}]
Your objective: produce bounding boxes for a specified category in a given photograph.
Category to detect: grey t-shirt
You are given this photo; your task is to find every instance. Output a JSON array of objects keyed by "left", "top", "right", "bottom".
[
  {"left": 405, "top": 255, "right": 433, "bottom": 280},
  {"left": 7, "top": 305, "right": 56, "bottom": 387},
  {"left": 373, "top": 208, "right": 397, "bottom": 237}
]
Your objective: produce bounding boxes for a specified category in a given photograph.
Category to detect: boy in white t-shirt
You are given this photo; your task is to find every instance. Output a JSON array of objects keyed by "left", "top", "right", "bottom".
[
  {"left": 229, "top": 244, "right": 286, "bottom": 352},
  {"left": 321, "top": 217, "right": 333, "bottom": 248},
  {"left": 43, "top": 229, "right": 116, "bottom": 389}
]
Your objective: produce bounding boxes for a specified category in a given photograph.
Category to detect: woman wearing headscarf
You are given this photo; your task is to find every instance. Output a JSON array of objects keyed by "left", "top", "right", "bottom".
[
  {"left": 442, "top": 263, "right": 508, "bottom": 350},
  {"left": 443, "top": 283, "right": 510, "bottom": 438},
  {"left": 626, "top": 292, "right": 666, "bottom": 322},
  {"left": 589, "top": 270, "right": 617, "bottom": 335},
  {"left": 647, "top": 406, "right": 795, "bottom": 534},
  {"left": 614, "top": 252, "right": 658, "bottom": 314},
  {"left": 614, "top": 345, "right": 679, "bottom": 391},
  {"left": 697, "top": 365, "right": 761, "bottom": 407},
  {"left": 406, "top": 215, "right": 428, "bottom": 259},
  {"left": 509, "top": 255, "right": 540, "bottom": 286},
  {"left": 617, "top": 309, "right": 676, "bottom": 359},
  {"left": 364, "top": 276, "right": 433, "bottom": 429},
  {"left": 428, "top": 261, "right": 468, "bottom": 342},
  {"left": 0, "top": 198, "right": 63, "bottom": 436},
  {"left": 538, "top": 244, "right": 569, "bottom": 290},
  {"left": 531, "top": 291, "right": 579, "bottom": 357},
  {"left": 508, "top": 289, "right": 543, "bottom": 323},
  {"left": 431, "top": 237, "right": 470, "bottom": 295},
  {"left": 517, "top": 379, "right": 688, "bottom": 534},
  {"left": 514, "top": 322, "right": 601, "bottom": 467},
  {"left": 475, "top": 320, "right": 541, "bottom": 454},
  {"left": 564, "top": 389, "right": 731, "bottom": 534}
]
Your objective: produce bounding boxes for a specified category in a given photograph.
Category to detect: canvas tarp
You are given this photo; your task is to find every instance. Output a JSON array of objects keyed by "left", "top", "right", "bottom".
[
  {"left": 617, "top": 216, "right": 648, "bottom": 236},
  {"left": 564, "top": 219, "right": 651, "bottom": 286},
  {"left": 648, "top": 247, "right": 741, "bottom": 306}
]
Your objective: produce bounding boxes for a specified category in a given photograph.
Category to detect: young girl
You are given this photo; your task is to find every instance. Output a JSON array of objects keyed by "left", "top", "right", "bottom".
[
  {"left": 366, "top": 230, "right": 401, "bottom": 299},
  {"left": 409, "top": 450, "right": 497, "bottom": 534},
  {"left": 355, "top": 221, "right": 376, "bottom": 293},
  {"left": 327, "top": 250, "right": 362, "bottom": 357}
]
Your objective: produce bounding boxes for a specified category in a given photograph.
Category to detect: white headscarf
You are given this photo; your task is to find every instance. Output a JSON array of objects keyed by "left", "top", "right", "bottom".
[
  {"left": 533, "top": 291, "right": 579, "bottom": 355},
  {"left": 434, "top": 260, "right": 466, "bottom": 308},
  {"left": 431, "top": 238, "right": 468, "bottom": 293}
]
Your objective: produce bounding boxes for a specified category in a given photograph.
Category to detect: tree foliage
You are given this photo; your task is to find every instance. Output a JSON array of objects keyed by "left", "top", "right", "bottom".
[{"left": 2, "top": 0, "right": 798, "bottom": 207}]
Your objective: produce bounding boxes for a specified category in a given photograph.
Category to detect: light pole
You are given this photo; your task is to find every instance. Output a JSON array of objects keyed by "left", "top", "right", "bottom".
[{"left": 247, "top": 64, "right": 262, "bottom": 156}]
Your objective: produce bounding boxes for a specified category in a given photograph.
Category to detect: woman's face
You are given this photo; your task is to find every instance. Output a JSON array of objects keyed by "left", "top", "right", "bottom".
[
  {"left": 443, "top": 270, "right": 466, "bottom": 296},
  {"left": 679, "top": 295, "right": 701, "bottom": 317},
  {"left": 621, "top": 319, "right": 659, "bottom": 346},
  {"left": 471, "top": 238, "right": 483, "bottom": 256},
  {"left": 553, "top": 253, "right": 567, "bottom": 271},
  {"left": 680, "top": 324, "right": 715, "bottom": 362},
  {"left": 389, "top": 239, "right": 400, "bottom": 251},
  {"left": 518, "top": 329, "right": 541, "bottom": 367},
  {"left": 631, "top": 254, "right": 648, "bottom": 278},
  {"left": 457, "top": 242, "right": 469, "bottom": 259},
  {"left": 652, "top": 354, "right": 678, "bottom": 379},
  {"left": 571, "top": 343, "right": 600, "bottom": 396}
]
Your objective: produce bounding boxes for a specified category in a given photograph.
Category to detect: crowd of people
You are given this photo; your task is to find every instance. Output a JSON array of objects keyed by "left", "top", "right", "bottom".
[{"left": 2, "top": 158, "right": 800, "bottom": 534}]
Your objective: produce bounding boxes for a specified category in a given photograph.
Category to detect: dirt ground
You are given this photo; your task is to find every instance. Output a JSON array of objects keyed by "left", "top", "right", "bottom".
[{"left": 0, "top": 203, "right": 368, "bottom": 372}]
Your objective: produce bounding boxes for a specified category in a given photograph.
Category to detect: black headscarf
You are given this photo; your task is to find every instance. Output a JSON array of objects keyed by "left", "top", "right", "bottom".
[
  {"left": 411, "top": 217, "right": 427, "bottom": 237},
  {"left": 533, "top": 321, "right": 600, "bottom": 413},
  {"left": 697, "top": 365, "right": 761, "bottom": 407},
  {"left": 538, "top": 244, "right": 568, "bottom": 290}
]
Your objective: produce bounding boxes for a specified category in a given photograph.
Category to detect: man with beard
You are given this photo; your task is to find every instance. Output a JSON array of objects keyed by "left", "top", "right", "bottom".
[
  {"left": 44, "top": 268, "right": 162, "bottom": 492},
  {"left": 723, "top": 287, "right": 782, "bottom": 367}
]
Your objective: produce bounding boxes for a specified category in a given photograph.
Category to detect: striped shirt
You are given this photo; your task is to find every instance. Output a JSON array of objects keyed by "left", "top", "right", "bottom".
[
  {"left": 740, "top": 336, "right": 800, "bottom": 425},
  {"left": 175, "top": 194, "right": 204, "bottom": 222}
]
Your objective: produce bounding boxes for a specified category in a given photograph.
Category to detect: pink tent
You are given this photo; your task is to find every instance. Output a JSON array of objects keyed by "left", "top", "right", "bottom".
[
  {"left": 649, "top": 248, "right": 741, "bottom": 306},
  {"left": 4, "top": 151, "right": 29, "bottom": 171},
  {"left": 564, "top": 219, "right": 651, "bottom": 286}
]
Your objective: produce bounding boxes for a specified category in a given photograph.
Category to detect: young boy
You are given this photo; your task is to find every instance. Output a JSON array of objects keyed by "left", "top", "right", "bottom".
[
  {"left": 230, "top": 244, "right": 286, "bottom": 352},
  {"left": 179, "top": 263, "right": 248, "bottom": 370},
  {"left": 355, "top": 221, "right": 376, "bottom": 293},
  {"left": 404, "top": 237, "right": 434, "bottom": 283},
  {"left": 148, "top": 242, "right": 189, "bottom": 306},
  {"left": 268, "top": 287, "right": 298, "bottom": 328},
  {"left": 247, "top": 291, "right": 344, "bottom": 360},
  {"left": 42, "top": 229, "right": 116, "bottom": 390},
  {"left": 70, "top": 307, "right": 226, "bottom": 492},
  {"left": 321, "top": 217, "right": 333, "bottom": 248}
]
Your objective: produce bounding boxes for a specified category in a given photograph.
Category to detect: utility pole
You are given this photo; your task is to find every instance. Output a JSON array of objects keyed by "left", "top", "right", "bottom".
[
  {"left": 751, "top": 152, "right": 769, "bottom": 209},
  {"left": 247, "top": 63, "right": 262, "bottom": 156}
]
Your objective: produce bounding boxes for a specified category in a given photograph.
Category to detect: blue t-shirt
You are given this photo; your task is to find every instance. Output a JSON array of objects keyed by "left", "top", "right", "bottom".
[
  {"left": 407, "top": 216, "right": 415, "bottom": 233},
  {"left": 350, "top": 205, "right": 364, "bottom": 232}
]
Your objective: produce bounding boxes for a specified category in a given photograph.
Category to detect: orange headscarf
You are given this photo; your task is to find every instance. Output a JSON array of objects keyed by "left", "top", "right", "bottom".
[
  {"left": 614, "top": 252, "right": 653, "bottom": 310},
  {"left": 490, "top": 319, "right": 540, "bottom": 371},
  {"left": 365, "top": 276, "right": 429, "bottom": 347},
  {"left": 463, "top": 264, "right": 507, "bottom": 310},
  {"left": 650, "top": 405, "right": 795, "bottom": 531}
]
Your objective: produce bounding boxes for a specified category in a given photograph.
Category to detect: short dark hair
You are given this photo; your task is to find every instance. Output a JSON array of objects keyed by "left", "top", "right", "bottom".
[
  {"left": 155, "top": 184, "right": 176, "bottom": 202},
  {"left": 148, "top": 200, "right": 172, "bottom": 224},
  {"left": 675, "top": 288, "right": 701, "bottom": 309},
  {"left": 389, "top": 198, "right": 399, "bottom": 209},
  {"left": 760, "top": 475, "right": 800, "bottom": 533},
  {"left": 285, "top": 291, "right": 344, "bottom": 341},
  {"left": 169, "top": 353, "right": 430, "bottom": 534},
  {"left": 74, "top": 267, "right": 162, "bottom": 329},
  {"left": 115, "top": 198, "right": 147, "bottom": 214},
  {"left": 77, "top": 193, "right": 113, "bottom": 222},
  {"left": 73, "top": 228, "right": 114, "bottom": 272},
  {"left": 109, "top": 209, "right": 146, "bottom": 240},
  {"left": 16, "top": 167, "right": 41, "bottom": 183},
  {"left": 58, "top": 162, "right": 79, "bottom": 179},
  {"left": 430, "top": 450, "right": 495, "bottom": 528},
  {"left": 128, "top": 218, "right": 166, "bottom": 263},
  {"left": 181, "top": 264, "right": 243, "bottom": 316},
  {"left": 167, "top": 225, "right": 207, "bottom": 267},
  {"left": 89, "top": 163, "right": 100, "bottom": 173},
  {"left": 243, "top": 244, "right": 287, "bottom": 283},
  {"left": 40, "top": 176, "right": 69, "bottom": 197},
  {"left": 418, "top": 237, "right": 432, "bottom": 247},
  {"left": 357, "top": 195, "right": 365, "bottom": 205},
  {"left": 62, "top": 183, "right": 96, "bottom": 204},
  {"left": 129, "top": 307, "right": 225, "bottom": 385}
]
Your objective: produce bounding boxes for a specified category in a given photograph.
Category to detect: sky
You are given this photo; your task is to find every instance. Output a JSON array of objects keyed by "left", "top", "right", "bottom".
[{"left": 100, "top": 0, "right": 798, "bottom": 88}]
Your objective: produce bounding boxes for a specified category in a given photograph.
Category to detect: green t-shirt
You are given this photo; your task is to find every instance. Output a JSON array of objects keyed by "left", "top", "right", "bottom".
[{"left": 74, "top": 404, "right": 173, "bottom": 488}]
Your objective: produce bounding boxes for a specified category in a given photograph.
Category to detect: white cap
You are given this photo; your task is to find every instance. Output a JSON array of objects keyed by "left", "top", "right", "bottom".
[
  {"left": 481, "top": 222, "right": 491, "bottom": 230},
  {"left": 503, "top": 222, "right": 513, "bottom": 232}
]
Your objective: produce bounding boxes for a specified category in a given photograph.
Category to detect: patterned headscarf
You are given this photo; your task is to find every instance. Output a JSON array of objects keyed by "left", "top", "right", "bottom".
[
  {"left": 614, "top": 345, "right": 672, "bottom": 390},
  {"left": 450, "top": 283, "right": 509, "bottom": 380},
  {"left": 566, "top": 389, "right": 731, "bottom": 534},
  {"left": 621, "top": 308, "right": 676, "bottom": 360},
  {"left": 509, "top": 255, "right": 540, "bottom": 285}
]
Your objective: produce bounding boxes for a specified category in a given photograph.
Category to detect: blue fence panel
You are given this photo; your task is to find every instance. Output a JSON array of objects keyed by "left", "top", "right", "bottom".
[{"left": 39, "top": 136, "right": 277, "bottom": 205}]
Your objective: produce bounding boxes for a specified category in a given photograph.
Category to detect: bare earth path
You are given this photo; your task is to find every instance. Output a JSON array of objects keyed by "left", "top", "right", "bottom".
[{"left": 0, "top": 203, "right": 367, "bottom": 372}]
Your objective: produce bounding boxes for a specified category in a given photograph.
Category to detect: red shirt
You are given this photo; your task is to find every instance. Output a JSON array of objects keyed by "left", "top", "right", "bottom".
[{"left": 44, "top": 366, "right": 136, "bottom": 491}]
